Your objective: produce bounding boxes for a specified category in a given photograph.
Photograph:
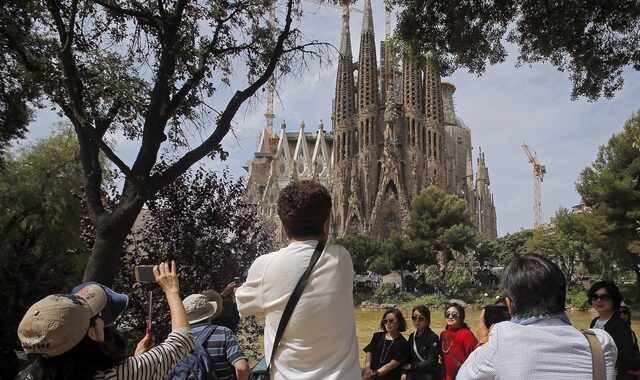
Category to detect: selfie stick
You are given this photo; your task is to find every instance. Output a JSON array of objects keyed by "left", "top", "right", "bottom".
[{"left": 146, "top": 290, "right": 153, "bottom": 336}]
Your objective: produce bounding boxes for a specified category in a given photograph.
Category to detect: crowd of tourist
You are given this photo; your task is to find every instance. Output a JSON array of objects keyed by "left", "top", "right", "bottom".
[{"left": 10, "top": 180, "right": 640, "bottom": 380}]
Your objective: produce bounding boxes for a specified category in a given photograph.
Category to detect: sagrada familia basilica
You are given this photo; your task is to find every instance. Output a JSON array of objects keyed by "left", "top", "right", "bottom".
[{"left": 245, "top": 1, "right": 497, "bottom": 243}]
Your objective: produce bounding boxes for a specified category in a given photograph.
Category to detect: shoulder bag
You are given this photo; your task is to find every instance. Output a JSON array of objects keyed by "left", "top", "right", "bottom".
[{"left": 249, "top": 241, "right": 326, "bottom": 380}]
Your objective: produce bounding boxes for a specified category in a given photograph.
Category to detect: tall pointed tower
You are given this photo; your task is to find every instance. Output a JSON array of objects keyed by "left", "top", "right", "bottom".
[
  {"left": 332, "top": 6, "right": 357, "bottom": 235},
  {"left": 402, "top": 56, "right": 425, "bottom": 198},
  {"left": 475, "top": 148, "right": 498, "bottom": 239},
  {"left": 356, "top": 0, "right": 380, "bottom": 219},
  {"left": 424, "top": 56, "right": 447, "bottom": 188}
]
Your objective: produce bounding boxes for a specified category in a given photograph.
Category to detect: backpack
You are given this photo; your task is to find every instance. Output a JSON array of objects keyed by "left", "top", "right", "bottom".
[{"left": 166, "top": 325, "right": 218, "bottom": 380}]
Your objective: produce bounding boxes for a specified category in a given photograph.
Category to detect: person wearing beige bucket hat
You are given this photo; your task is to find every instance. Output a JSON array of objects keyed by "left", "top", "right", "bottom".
[
  {"left": 16, "top": 261, "right": 196, "bottom": 380},
  {"left": 172, "top": 293, "right": 249, "bottom": 380}
]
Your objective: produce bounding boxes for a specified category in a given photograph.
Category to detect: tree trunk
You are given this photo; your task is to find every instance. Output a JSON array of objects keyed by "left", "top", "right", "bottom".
[{"left": 83, "top": 203, "right": 144, "bottom": 286}]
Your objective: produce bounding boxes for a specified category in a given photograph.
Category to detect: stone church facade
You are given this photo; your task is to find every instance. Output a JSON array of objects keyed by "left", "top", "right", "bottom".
[{"left": 245, "top": 1, "right": 497, "bottom": 243}]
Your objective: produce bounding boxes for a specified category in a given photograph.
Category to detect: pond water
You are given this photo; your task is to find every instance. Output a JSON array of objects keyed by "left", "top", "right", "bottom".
[{"left": 353, "top": 307, "right": 640, "bottom": 366}]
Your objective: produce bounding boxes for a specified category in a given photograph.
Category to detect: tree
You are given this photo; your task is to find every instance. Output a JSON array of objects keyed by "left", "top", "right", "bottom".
[
  {"left": 577, "top": 112, "right": 640, "bottom": 292},
  {"left": 405, "top": 185, "right": 477, "bottom": 264},
  {"left": 481, "top": 229, "right": 534, "bottom": 266},
  {"left": 84, "top": 167, "right": 274, "bottom": 342},
  {"left": 387, "top": 0, "right": 640, "bottom": 100},
  {"left": 424, "top": 261, "right": 471, "bottom": 299},
  {"left": 333, "top": 234, "right": 385, "bottom": 274},
  {"left": 1, "top": 0, "right": 328, "bottom": 285},
  {"left": 0, "top": 128, "right": 88, "bottom": 347}
]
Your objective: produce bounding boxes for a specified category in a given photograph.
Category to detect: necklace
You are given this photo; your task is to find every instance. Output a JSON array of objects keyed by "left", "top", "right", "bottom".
[
  {"left": 380, "top": 337, "right": 396, "bottom": 363},
  {"left": 442, "top": 330, "right": 455, "bottom": 354}
]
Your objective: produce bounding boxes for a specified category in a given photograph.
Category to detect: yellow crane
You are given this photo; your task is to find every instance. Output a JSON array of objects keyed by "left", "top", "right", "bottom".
[{"left": 522, "top": 142, "right": 546, "bottom": 228}]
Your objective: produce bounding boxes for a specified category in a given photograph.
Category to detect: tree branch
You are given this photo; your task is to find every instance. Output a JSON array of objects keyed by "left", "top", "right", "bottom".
[
  {"left": 93, "top": 0, "right": 160, "bottom": 28},
  {"left": 153, "top": 0, "right": 298, "bottom": 189}
]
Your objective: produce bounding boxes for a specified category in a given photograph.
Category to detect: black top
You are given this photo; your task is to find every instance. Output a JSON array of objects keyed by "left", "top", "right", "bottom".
[
  {"left": 364, "top": 331, "right": 410, "bottom": 380},
  {"left": 590, "top": 311, "right": 639, "bottom": 378},
  {"left": 407, "top": 328, "right": 441, "bottom": 380}
]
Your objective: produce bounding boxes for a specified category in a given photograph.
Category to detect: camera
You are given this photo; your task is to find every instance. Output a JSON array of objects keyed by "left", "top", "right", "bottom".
[
  {"left": 134, "top": 265, "right": 156, "bottom": 283},
  {"left": 484, "top": 305, "right": 510, "bottom": 329}
]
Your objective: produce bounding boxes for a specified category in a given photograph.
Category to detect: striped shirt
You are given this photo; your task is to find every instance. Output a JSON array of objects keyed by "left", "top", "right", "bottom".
[
  {"left": 190, "top": 322, "right": 248, "bottom": 380},
  {"left": 94, "top": 328, "right": 194, "bottom": 380}
]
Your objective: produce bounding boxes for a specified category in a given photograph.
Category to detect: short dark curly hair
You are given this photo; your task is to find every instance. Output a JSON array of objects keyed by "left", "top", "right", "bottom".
[
  {"left": 277, "top": 180, "right": 331, "bottom": 238},
  {"left": 588, "top": 280, "right": 623, "bottom": 309}
]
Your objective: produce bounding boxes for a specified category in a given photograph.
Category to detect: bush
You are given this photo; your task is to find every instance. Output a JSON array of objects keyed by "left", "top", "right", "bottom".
[
  {"left": 370, "top": 283, "right": 411, "bottom": 304},
  {"left": 404, "top": 294, "right": 448, "bottom": 309}
]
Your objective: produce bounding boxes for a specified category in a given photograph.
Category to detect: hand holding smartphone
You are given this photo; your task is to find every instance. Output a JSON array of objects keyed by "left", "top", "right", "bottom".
[
  {"left": 483, "top": 305, "right": 511, "bottom": 329},
  {"left": 134, "top": 265, "right": 156, "bottom": 283}
]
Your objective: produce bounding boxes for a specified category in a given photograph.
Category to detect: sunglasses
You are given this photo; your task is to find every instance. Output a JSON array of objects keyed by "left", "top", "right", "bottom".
[
  {"left": 590, "top": 294, "right": 611, "bottom": 302},
  {"left": 382, "top": 319, "right": 397, "bottom": 325},
  {"left": 444, "top": 311, "right": 460, "bottom": 319},
  {"left": 411, "top": 315, "right": 426, "bottom": 322}
]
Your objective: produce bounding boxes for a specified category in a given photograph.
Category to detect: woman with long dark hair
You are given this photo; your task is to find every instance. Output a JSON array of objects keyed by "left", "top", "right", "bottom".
[
  {"left": 402, "top": 305, "right": 441, "bottom": 380},
  {"left": 17, "top": 262, "right": 194, "bottom": 380},
  {"left": 440, "top": 302, "right": 477, "bottom": 380},
  {"left": 363, "top": 307, "right": 410, "bottom": 380}
]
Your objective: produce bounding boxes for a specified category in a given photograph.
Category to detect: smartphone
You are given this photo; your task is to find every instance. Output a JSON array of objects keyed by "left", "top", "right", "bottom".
[
  {"left": 484, "top": 305, "right": 510, "bottom": 328},
  {"left": 134, "top": 265, "right": 156, "bottom": 283}
]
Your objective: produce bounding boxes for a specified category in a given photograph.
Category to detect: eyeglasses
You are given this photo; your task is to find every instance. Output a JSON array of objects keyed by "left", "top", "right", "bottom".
[
  {"left": 411, "top": 315, "right": 426, "bottom": 322},
  {"left": 382, "top": 319, "right": 397, "bottom": 325},
  {"left": 444, "top": 311, "right": 460, "bottom": 319},
  {"left": 590, "top": 294, "right": 611, "bottom": 302}
]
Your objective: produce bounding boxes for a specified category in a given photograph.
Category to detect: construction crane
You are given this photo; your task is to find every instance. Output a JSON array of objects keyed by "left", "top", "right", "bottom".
[
  {"left": 522, "top": 142, "right": 546, "bottom": 228},
  {"left": 265, "top": 0, "right": 276, "bottom": 140}
]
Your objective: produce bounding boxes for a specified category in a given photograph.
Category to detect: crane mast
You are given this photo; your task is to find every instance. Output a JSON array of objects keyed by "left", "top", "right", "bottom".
[
  {"left": 265, "top": 0, "right": 276, "bottom": 139},
  {"left": 522, "top": 143, "right": 546, "bottom": 228}
]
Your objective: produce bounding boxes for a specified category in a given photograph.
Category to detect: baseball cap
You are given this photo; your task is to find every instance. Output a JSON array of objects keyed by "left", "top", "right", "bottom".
[
  {"left": 72, "top": 282, "right": 129, "bottom": 326},
  {"left": 183, "top": 294, "right": 218, "bottom": 324},
  {"left": 18, "top": 287, "right": 107, "bottom": 357}
]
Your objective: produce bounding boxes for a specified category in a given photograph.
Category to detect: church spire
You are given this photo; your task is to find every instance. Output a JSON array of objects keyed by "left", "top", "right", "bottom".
[
  {"left": 357, "top": 0, "right": 379, "bottom": 113},
  {"left": 333, "top": 5, "right": 356, "bottom": 135}
]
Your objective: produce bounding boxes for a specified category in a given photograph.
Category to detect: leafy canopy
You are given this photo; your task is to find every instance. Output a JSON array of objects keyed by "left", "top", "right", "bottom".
[
  {"left": 405, "top": 185, "right": 477, "bottom": 261},
  {"left": 387, "top": 0, "right": 640, "bottom": 100},
  {"left": 0, "top": 128, "right": 88, "bottom": 348},
  {"left": 576, "top": 112, "right": 640, "bottom": 290}
]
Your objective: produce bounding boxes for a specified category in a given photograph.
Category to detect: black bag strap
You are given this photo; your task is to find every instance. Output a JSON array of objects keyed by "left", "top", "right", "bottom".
[{"left": 267, "top": 241, "right": 325, "bottom": 369}]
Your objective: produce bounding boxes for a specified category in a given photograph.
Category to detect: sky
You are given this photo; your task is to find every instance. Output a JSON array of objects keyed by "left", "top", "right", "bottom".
[{"left": 23, "top": 0, "right": 640, "bottom": 237}]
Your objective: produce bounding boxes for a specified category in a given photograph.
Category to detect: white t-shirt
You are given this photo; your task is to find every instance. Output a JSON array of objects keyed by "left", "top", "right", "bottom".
[
  {"left": 593, "top": 318, "right": 609, "bottom": 329},
  {"left": 236, "top": 240, "right": 361, "bottom": 380}
]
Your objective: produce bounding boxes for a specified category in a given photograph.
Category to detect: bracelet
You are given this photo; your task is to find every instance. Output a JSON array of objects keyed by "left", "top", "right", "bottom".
[{"left": 373, "top": 369, "right": 379, "bottom": 377}]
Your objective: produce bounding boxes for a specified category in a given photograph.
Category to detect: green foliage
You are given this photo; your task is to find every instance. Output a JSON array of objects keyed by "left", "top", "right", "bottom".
[
  {"left": 405, "top": 293, "right": 448, "bottom": 309},
  {"left": 334, "top": 234, "right": 385, "bottom": 274},
  {"left": 423, "top": 261, "right": 472, "bottom": 299},
  {"left": 370, "top": 282, "right": 411, "bottom": 305},
  {"left": 0, "top": 128, "right": 88, "bottom": 348},
  {"left": 577, "top": 112, "right": 640, "bottom": 292},
  {"left": 566, "top": 286, "right": 591, "bottom": 311},
  {"left": 406, "top": 185, "right": 477, "bottom": 263},
  {"left": 369, "top": 255, "right": 394, "bottom": 276},
  {"left": 389, "top": 0, "right": 640, "bottom": 100},
  {"left": 479, "top": 229, "right": 534, "bottom": 266}
]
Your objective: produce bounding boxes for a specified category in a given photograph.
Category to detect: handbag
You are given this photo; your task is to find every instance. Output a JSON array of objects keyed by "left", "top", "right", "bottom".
[{"left": 249, "top": 241, "right": 326, "bottom": 380}]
